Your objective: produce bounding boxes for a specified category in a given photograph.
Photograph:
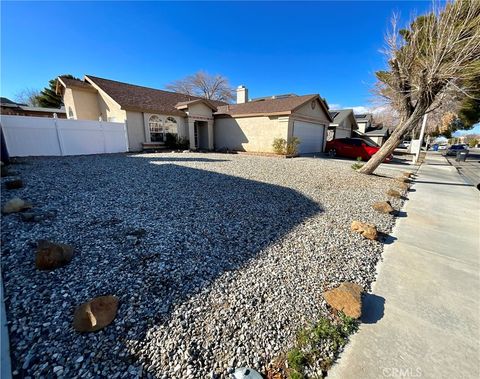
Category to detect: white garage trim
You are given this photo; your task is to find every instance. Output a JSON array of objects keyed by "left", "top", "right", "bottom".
[{"left": 293, "top": 121, "right": 325, "bottom": 154}]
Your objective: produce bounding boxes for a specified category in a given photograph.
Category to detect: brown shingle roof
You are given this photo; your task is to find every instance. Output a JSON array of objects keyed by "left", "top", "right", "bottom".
[
  {"left": 215, "top": 94, "right": 321, "bottom": 116},
  {"left": 58, "top": 77, "right": 95, "bottom": 91},
  {"left": 85, "top": 75, "right": 227, "bottom": 116}
]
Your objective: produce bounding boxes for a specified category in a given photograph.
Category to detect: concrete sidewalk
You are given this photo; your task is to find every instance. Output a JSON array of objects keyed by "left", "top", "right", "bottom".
[{"left": 329, "top": 152, "right": 480, "bottom": 379}]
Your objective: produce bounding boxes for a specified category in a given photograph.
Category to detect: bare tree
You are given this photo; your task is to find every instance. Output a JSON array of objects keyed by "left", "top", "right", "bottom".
[
  {"left": 166, "top": 71, "right": 235, "bottom": 102},
  {"left": 14, "top": 88, "right": 41, "bottom": 106},
  {"left": 359, "top": 0, "right": 480, "bottom": 174}
]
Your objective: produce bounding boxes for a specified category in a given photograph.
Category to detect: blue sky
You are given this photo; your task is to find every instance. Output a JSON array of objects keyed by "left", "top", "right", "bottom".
[{"left": 2, "top": 1, "right": 433, "bottom": 109}]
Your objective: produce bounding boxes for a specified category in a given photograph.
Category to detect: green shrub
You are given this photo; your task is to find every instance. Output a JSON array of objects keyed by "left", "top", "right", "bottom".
[
  {"left": 286, "top": 137, "right": 300, "bottom": 156},
  {"left": 273, "top": 137, "right": 301, "bottom": 156},
  {"left": 165, "top": 133, "right": 190, "bottom": 149},
  {"left": 468, "top": 138, "right": 478, "bottom": 148},
  {"left": 273, "top": 138, "right": 287, "bottom": 155}
]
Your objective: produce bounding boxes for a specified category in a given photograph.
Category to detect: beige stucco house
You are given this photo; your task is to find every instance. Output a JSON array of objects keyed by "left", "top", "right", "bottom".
[{"left": 57, "top": 75, "right": 332, "bottom": 154}]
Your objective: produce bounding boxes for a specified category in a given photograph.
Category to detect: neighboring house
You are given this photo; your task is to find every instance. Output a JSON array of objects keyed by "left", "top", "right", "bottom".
[
  {"left": 327, "top": 109, "right": 357, "bottom": 140},
  {"left": 354, "top": 113, "right": 390, "bottom": 146},
  {"left": 0, "top": 97, "right": 66, "bottom": 118},
  {"left": 57, "top": 75, "right": 332, "bottom": 154}
]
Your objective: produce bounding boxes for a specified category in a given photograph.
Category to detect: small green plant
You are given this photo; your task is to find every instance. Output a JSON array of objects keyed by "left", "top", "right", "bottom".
[
  {"left": 273, "top": 138, "right": 287, "bottom": 155},
  {"left": 287, "top": 348, "right": 307, "bottom": 379},
  {"left": 286, "top": 314, "right": 359, "bottom": 378},
  {"left": 351, "top": 156, "right": 364, "bottom": 170}
]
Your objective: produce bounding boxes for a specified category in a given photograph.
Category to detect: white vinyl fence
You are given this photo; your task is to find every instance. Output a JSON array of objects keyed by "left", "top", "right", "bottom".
[{"left": 0, "top": 115, "right": 128, "bottom": 157}]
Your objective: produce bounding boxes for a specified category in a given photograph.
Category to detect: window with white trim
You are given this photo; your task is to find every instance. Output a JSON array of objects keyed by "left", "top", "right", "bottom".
[
  {"left": 149, "top": 115, "right": 164, "bottom": 142},
  {"left": 164, "top": 116, "right": 178, "bottom": 135}
]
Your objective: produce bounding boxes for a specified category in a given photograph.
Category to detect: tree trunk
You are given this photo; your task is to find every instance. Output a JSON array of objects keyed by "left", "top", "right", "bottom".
[{"left": 358, "top": 107, "right": 427, "bottom": 175}]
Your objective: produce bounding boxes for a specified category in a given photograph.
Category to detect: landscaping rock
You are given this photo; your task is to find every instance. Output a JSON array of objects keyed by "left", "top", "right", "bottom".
[
  {"left": 396, "top": 182, "right": 409, "bottom": 191},
  {"left": 396, "top": 177, "right": 411, "bottom": 184},
  {"left": 387, "top": 189, "right": 402, "bottom": 198},
  {"left": 351, "top": 221, "right": 378, "bottom": 240},
  {"left": 402, "top": 171, "right": 413, "bottom": 178},
  {"left": 73, "top": 295, "right": 119, "bottom": 332},
  {"left": 372, "top": 201, "right": 394, "bottom": 214},
  {"left": 1, "top": 163, "right": 11, "bottom": 177},
  {"left": 5, "top": 179, "right": 24, "bottom": 190},
  {"left": 35, "top": 240, "right": 74, "bottom": 270},
  {"left": 2, "top": 198, "right": 32, "bottom": 214},
  {"left": 323, "top": 282, "right": 363, "bottom": 319}
]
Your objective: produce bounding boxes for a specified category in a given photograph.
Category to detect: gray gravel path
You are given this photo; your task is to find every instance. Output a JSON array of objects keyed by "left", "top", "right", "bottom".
[{"left": 1, "top": 153, "right": 403, "bottom": 378}]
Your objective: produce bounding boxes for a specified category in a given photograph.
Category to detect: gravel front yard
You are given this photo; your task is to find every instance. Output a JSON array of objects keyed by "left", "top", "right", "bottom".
[{"left": 1, "top": 152, "right": 403, "bottom": 378}]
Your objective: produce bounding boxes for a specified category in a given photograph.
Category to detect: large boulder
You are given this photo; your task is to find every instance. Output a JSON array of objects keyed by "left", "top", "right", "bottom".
[
  {"left": 396, "top": 182, "right": 409, "bottom": 191},
  {"left": 5, "top": 179, "right": 23, "bottom": 190},
  {"left": 2, "top": 198, "right": 32, "bottom": 214},
  {"left": 403, "top": 171, "right": 414, "bottom": 178},
  {"left": 35, "top": 240, "right": 74, "bottom": 270},
  {"left": 323, "top": 282, "right": 363, "bottom": 319},
  {"left": 372, "top": 201, "right": 394, "bottom": 214},
  {"left": 387, "top": 189, "right": 402, "bottom": 198},
  {"left": 351, "top": 221, "right": 378, "bottom": 240},
  {"left": 73, "top": 295, "right": 119, "bottom": 332}
]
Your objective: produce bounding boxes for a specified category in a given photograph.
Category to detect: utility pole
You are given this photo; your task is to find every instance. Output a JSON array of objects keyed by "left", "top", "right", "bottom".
[{"left": 414, "top": 113, "right": 428, "bottom": 164}]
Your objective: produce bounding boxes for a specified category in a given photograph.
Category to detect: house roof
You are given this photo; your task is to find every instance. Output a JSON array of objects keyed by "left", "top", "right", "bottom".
[
  {"left": 354, "top": 113, "right": 373, "bottom": 121},
  {"left": 21, "top": 106, "right": 66, "bottom": 114},
  {"left": 216, "top": 94, "right": 332, "bottom": 120},
  {"left": 175, "top": 99, "right": 218, "bottom": 111},
  {"left": 364, "top": 127, "right": 389, "bottom": 137},
  {"left": 0, "top": 97, "right": 65, "bottom": 113},
  {"left": 57, "top": 77, "right": 95, "bottom": 92},
  {"left": 0, "top": 97, "right": 21, "bottom": 106},
  {"left": 84, "top": 75, "right": 227, "bottom": 115},
  {"left": 329, "top": 109, "right": 355, "bottom": 125}
]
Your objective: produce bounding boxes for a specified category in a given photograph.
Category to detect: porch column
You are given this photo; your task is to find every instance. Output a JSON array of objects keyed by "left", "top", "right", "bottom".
[
  {"left": 207, "top": 120, "right": 214, "bottom": 150},
  {"left": 188, "top": 119, "right": 196, "bottom": 150}
]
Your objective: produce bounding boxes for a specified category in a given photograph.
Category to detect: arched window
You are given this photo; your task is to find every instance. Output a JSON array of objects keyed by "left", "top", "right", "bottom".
[
  {"left": 164, "top": 117, "right": 178, "bottom": 135},
  {"left": 149, "top": 115, "right": 163, "bottom": 142}
]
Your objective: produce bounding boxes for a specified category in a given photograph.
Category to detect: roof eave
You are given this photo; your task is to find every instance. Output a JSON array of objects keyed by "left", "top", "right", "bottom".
[{"left": 214, "top": 111, "right": 292, "bottom": 118}]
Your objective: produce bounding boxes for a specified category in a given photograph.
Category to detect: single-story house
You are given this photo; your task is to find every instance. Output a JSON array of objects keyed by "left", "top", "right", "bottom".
[
  {"left": 56, "top": 75, "right": 332, "bottom": 154},
  {"left": 0, "top": 97, "right": 67, "bottom": 118},
  {"left": 327, "top": 109, "right": 357, "bottom": 140},
  {"left": 354, "top": 113, "right": 390, "bottom": 146}
]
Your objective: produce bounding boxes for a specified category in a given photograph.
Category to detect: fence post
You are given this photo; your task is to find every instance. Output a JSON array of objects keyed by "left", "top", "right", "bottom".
[
  {"left": 53, "top": 113, "right": 64, "bottom": 156},
  {"left": 99, "top": 118, "right": 107, "bottom": 154},
  {"left": 123, "top": 119, "right": 129, "bottom": 152}
]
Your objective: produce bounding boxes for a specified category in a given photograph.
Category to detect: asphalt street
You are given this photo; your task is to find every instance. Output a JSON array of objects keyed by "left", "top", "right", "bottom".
[{"left": 443, "top": 148, "right": 480, "bottom": 187}]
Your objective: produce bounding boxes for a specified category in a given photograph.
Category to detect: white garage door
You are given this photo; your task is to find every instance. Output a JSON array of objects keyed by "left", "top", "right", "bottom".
[{"left": 293, "top": 121, "right": 325, "bottom": 154}]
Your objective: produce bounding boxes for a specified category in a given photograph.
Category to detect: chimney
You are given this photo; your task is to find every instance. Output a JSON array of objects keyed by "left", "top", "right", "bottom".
[{"left": 236, "top": 85, "right": 248, "bottom": 104}]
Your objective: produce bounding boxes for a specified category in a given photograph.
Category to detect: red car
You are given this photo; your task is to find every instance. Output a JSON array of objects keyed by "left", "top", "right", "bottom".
[{"left": 325, "top": 138, "right": 392, "bottom": 162}]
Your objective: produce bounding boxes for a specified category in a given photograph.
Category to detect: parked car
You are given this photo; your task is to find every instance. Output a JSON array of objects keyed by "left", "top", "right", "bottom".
[
  {"left": 445, "top": 144, "right": 469, "bottom": 156},
  {"left": 438, "top": 144, "right": 448, "bottom": 150},
  {"left": 325, "top": 138, "right": 393, "bottom": 162},
  {"left": 398, "top": 140, "right": 411, "bottom": 149}
]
